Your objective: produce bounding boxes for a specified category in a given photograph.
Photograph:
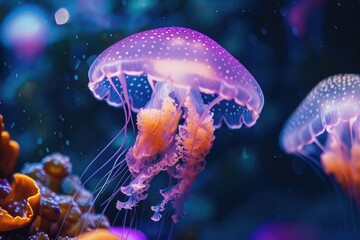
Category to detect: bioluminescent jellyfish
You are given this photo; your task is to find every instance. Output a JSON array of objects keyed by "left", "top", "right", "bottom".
[
  {"left": 280, "top": 74, "right": 360, "bottom": 202},
  {"left": 88, "top": 27, "right": 264, "bottom": 223}
]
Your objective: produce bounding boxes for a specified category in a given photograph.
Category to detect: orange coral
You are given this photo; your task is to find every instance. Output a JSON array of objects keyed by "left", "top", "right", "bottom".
[
  {"left": 0, "top": 115, "right": 20, "bottom": 178},
  {"left": 0, "top": 115, "right": 110, "bottom": 238},
  {"left": 0, "top": 173, "right": 41, "bottom": 232}
]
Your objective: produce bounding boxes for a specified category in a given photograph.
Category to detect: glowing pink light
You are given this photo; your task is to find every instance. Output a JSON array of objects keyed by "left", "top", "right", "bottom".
[{"left": 109, "top": 227, "right": 147, "bottom": 240}]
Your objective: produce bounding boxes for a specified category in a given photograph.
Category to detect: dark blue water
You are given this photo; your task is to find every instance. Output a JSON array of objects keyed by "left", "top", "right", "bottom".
[{"left": 1, "top": 1, "right": 360, "bottom": 239}]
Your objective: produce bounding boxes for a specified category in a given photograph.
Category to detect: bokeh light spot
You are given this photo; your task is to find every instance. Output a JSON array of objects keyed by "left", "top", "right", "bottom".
[
  {"left": 1, "top": 4, "right": 49, "bottom": 60},
  {"left": 55, "top": 7, "right": 70, "bottom": 25}
]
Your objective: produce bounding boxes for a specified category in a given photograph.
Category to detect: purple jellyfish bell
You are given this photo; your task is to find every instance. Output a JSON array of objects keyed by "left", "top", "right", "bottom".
[
  {"left": 88, "top": 27, "right": 264, "bottom": 128},
  {"left": 88, "top": 27, "right": 264, "bottom": 223},
  {"left": 279, "top": 74, "right": 360, "bottom": 154},
  {"left": 280, "top": 74, "right": 360, "bottom": 203}
]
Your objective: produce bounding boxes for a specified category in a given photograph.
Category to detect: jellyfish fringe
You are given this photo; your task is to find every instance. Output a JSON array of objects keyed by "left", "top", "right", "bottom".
[{"left": 116, "top": 93, "right": 215, "bottom": 223}]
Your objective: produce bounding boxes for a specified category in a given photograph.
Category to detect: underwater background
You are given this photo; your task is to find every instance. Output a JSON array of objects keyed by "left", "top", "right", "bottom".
[{"left": 1, "top": 0, "right": 360, "bottom": 239}]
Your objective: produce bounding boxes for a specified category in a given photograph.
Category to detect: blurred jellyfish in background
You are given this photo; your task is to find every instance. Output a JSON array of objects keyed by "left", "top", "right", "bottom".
[
  {"left": 280, "top": 74, "right": 360, "bottom": 221},
  {"left": 82, "top": 26, "right": 263, "bottom": 235}
]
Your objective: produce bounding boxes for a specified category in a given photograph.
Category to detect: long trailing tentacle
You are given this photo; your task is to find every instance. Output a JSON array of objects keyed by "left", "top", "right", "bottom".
[
  {"left": 77, "top": 73, "right": 135, "bottom": 235},
  {"left": 58, "top": 70, "right": 136, "bottom": 238}
]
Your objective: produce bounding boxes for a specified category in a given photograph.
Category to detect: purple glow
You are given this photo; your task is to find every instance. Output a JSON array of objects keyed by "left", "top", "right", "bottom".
[
  {"left": 89, "top": 27, "right": 264, "bottom": 128},
  {"left": 280, "top": 74, "right": 360, "bottom": 153},
  {"left": 1, "top": 4, "right": 49, "bottom": 60},
  {"left": 249, "top": 221, "right": 321, "bottom": 240},
  {"left": 109, "top": 227, "right": 147, "bottom": 240},
  {"left": 88, "top": 27, "right": 263, "bottom": 223},
  {"left": 280, "top": 74, "right": 360, "bottom": 203}
]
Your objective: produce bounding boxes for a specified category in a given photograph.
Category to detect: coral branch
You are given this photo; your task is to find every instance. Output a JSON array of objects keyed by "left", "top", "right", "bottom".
[{"left": 0, "top": 115, "right": 20, "bottom": 178}]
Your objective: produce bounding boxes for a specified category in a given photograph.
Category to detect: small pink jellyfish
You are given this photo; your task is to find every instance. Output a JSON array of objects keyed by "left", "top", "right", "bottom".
[
  {"left": 280, "top": 74, "right": 360, "bottom": 203},
  {"left": 88, "top": 27, "right": 264, "bottom": 223}
]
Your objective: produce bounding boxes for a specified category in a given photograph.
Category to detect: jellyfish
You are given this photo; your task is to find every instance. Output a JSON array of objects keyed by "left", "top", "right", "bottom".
[
  {"left": 279, "top": 74, "right": 360, "bottom": 203},
  {"left": 88, "top": 27, "right": 264, "bottom": 223}
]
